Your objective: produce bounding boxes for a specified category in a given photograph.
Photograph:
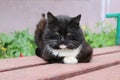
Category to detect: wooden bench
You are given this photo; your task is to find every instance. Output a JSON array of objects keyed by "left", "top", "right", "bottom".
[{"left": 0, "top": 46, "right": 120, "bottom": 80}]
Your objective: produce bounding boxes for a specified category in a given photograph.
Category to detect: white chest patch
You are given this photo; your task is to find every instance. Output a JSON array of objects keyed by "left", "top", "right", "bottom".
[{"left": 47, "top": 45, "right": 82, "bottom": 57}]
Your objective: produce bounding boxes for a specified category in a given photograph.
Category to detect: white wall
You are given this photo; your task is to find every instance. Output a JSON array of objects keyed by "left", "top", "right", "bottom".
[{"left": 0, "top": 0, "right": 119, "bottom": 33}]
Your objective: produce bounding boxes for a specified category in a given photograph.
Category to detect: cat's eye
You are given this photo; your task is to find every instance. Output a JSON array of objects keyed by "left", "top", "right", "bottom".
[
  {"left": 67, "top": 32, "right": 71, "bottom": 35},
  {"left": 54, "top": 32, "right": 59, "bottom": 35}
]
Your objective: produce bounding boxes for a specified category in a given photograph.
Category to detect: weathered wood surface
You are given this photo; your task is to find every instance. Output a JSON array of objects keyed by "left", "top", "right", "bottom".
[{"left": 0, "top": 46, "right": 120, "bottom": 80}]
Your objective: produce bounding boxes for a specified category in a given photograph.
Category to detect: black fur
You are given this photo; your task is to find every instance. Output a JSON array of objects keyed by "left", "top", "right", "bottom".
[{"left": 35, "top": 12, "right": 93, "bottom": 63}]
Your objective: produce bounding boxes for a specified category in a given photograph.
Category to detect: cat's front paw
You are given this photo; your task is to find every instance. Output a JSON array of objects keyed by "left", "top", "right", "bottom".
[{"left": 63, "top": 57, "right": 78, "bottom": 64}]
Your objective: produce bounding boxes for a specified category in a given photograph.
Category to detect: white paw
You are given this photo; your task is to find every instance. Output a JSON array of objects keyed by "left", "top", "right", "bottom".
[{"left": 63, "top": 57, "right": 78, "bottom": 64}]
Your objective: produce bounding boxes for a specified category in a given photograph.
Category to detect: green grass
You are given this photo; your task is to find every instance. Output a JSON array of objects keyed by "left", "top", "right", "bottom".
[{"left": 0, "top": 21, "right": 116, "bottom": 59}]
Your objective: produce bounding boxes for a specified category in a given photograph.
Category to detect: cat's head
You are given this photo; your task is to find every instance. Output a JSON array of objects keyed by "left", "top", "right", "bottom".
[{"left": 43, "top": 12, "right": 84, "bottom": 49}]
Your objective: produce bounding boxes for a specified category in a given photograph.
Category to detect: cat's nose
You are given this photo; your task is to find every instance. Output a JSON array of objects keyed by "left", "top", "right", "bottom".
[{"left": 59, "top": 44, "right": 67, "bottom": 49}]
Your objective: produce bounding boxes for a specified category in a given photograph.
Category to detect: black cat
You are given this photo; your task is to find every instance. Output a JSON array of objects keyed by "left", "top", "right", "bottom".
[{"left": 35, "top": 12, "right": 93, "bottom": 64}]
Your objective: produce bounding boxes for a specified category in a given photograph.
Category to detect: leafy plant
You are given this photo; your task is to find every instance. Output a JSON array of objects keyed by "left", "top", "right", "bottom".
[
  {"left": 82, "top": 21, "right": 116, "bottom": 48},
  {"left": 0, "top": 29, "right": 36, "bottom": 59}
]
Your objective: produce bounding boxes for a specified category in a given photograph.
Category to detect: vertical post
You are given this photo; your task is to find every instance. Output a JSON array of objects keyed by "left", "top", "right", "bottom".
[
  {"left": 101, "top": 0, "right": 106, "bottom": 21},
  {"left": 106, "top": 0, "right": 110, "bottom": 14},
  {"left": 116, "top": 16, "right": 120, "bottom": 45},
  {"left": 106, "top": 13, "right": 120, "bottom": 45}
]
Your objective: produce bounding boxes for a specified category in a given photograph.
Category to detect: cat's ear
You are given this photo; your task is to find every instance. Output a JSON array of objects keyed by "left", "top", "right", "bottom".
[
  {"left": 47, "top": 12, "right": 57, "bottom": 23},
  {"left": 71, "top": 14, "right": 81, "bottom": 24}
]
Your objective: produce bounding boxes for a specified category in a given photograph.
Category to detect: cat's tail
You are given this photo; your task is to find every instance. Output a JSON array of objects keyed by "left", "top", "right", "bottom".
[
  {"left": 35, "top": 13, "right": 47, "bottom": 57},
  {"left": 37, "top": 13, "right": 46, "bottom": 30},
  {"left": 34, "top": 13, "right": 47, "bottom": 48},
  {"left": 42, "top": 13, "right": 45, "bottom": 18}
]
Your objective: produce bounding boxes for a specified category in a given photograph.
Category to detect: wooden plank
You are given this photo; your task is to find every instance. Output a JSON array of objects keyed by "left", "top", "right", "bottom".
[
  {"left": 0, "top": 56, "right": 47, "bottom": 72},
  {"left": 0, "top": 52, "right": 120, "bottom": 80},
  {"left": 0, "top": 46, "right": 120, "bottom": 72},
  {"left": 0, "top": 46, "right": 119, "bottom": 73},
  {"left": 93, "top": 46, "right": 120, "bottom": 56},
  {"left": 66, "top": 64, "right": 120, "bottom": 80}
]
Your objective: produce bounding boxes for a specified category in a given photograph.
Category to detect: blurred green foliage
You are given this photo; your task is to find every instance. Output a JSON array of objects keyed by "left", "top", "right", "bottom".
[
  {"left": 82, "top": 21, "right": 116, "bottom": 48},
  {"left": 0, "top": 21, "right": 116, "bottom": 59},
  {"left": 0, "top": 29, "right": 36, "bottom": 59}
]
